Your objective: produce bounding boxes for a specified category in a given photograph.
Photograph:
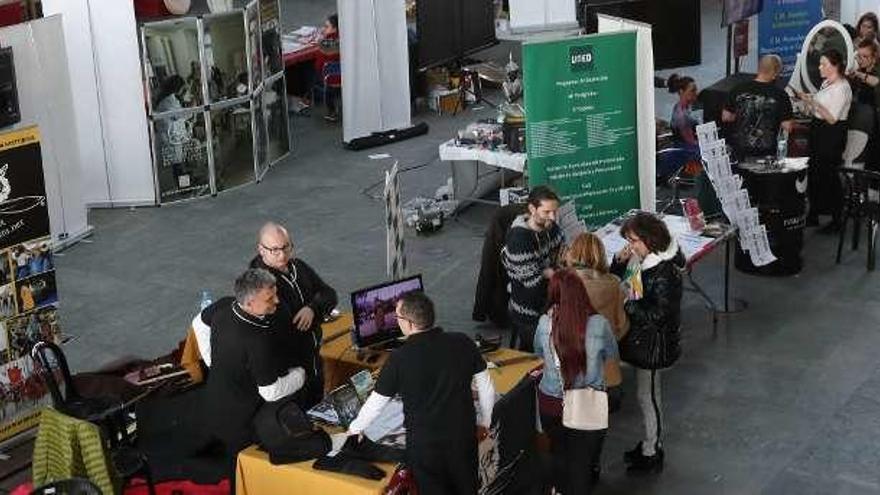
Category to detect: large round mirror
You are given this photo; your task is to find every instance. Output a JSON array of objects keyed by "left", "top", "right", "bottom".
[{"left": 799, "top": 20, "right": 855, "bottom": 94}]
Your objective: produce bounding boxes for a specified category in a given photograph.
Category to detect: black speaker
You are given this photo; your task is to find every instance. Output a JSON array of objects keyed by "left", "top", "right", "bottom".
[{"left": 0, "top": 47, "right": 20, "bottom": 129}]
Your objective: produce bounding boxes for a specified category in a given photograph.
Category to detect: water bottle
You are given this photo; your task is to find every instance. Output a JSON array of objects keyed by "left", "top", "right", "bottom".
[
  {"left": 199, "top": 290, "right": 213, "bottom": 311},
  {"left": 776, "top": 129, "right": 788, "bottom": 164}
]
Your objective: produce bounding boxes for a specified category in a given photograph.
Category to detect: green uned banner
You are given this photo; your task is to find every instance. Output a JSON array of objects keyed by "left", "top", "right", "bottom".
[{"left": 524, "top": 32, "right": 639, "bottom": 228}]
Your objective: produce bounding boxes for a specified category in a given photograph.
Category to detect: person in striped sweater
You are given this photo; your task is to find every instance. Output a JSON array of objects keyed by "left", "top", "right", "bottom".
[{"left": 501, "top": 186, "right": 563, "bottom": 351}]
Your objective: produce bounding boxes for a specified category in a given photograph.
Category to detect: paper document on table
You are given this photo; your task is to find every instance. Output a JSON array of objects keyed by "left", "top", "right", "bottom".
[
  {"left": 677, "top": 232, "right": 713, "bottom": 260},
  {"left": 557, "top": 201, "right": 586, "bottom": 244},
  {"left": 290, "top": 26, "right": 318, "bottom": 37},
  {"left": 600, "top": 230, "right": 628, "bottom": 266},
  {"left": 782, "top": 157, "right": 809, "bottom": 172}
]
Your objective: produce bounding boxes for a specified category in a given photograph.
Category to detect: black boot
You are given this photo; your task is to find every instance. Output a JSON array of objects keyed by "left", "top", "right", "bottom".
[{"left": 626, "top": 445, "right": 664, "bottom": 474}]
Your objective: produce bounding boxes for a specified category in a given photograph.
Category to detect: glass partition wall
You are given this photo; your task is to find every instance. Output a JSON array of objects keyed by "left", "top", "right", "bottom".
[{"left": 141, "top": 0, "right": 290, "bottom": 204}]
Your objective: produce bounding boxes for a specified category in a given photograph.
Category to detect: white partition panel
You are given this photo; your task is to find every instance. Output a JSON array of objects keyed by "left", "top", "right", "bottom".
[
  {"left": 339, "top": 0, "right": 412, "bottom": 144},
  {"left": 0, "top": 16, "right": 91, "bottom": 245}
]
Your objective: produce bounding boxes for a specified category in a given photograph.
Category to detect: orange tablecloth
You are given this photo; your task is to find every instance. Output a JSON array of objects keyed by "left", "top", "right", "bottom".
[{"left": 236, "top": 322, "right": 541, "bottom": 495}]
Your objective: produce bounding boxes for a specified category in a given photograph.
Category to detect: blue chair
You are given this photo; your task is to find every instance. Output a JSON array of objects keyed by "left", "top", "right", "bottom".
[{"left": 311, "top": 61, "right": 342, "bottom": 108}]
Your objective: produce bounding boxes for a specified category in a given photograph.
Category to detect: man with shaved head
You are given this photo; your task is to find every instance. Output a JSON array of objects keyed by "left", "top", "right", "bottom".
[
  {"left": 722, "top": 54, "right": 794, "bottom": 159},
  {"left": 250, "top": 222, "right": 338, "bottom": 409}
]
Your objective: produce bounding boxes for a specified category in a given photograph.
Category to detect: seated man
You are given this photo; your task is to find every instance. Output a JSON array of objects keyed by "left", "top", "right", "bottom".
[
  {"left": 249, "top": 222, "right": 337, "bottom": 410},
  {"left": 194, "top": 269, "right": 306, "bottom": 466},
  {"left": 722, "top": 54, "right": 794, "bottom": 160},
  {"left": 347, "top": 292, "right": 495, "bottom": 495}
]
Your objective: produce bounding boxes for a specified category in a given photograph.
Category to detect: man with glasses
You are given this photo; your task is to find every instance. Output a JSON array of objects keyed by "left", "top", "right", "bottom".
[
  {"left": 249, "top": 222, "right": 338, "bottom": 409},
  {"left": 722, "top": 54, "right": 794, "bottom": 160},
  {"left": 347, "top": 292, "right": 495, "bottom": 495}
]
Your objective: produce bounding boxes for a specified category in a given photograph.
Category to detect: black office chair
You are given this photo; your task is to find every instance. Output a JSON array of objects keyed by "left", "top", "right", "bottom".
[
  {"left": 31, "top": 341, "right": 156, "bottom": 495},
  {"left": 30, "top": 478, "right": 102, "bottom": 495},
  {"left": 837, "top": 167, "right": 880, "bottom": 271}
]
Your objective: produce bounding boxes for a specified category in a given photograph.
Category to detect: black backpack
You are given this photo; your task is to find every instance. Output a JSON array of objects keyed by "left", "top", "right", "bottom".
[{"left": 253, "top": 396, "right": 331, "bottom": 465}]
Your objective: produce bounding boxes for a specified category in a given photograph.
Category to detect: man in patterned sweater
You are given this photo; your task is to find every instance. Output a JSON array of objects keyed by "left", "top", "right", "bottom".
[{"left": 502, "top": 186, "right": 563, "bottom": 351}]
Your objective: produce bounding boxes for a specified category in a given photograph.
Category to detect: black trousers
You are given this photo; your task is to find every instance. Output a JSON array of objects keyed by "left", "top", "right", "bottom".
[
  {"left": 808, "top": 118, "right": 847, "bottom": 219},
  {"left": 509, "top": 314, "right": 539, "bottom": 352},
  {"left": 408, "top": 440, "right": 478, "bottom": 495},
  {"left": 540, "top": 413, "right": 606, "bottom": 495}
]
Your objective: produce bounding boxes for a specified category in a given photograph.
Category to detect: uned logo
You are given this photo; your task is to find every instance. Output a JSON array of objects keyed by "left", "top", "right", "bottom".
[{"left": 570, "top": 45, "right": 594, "bottom": 72}]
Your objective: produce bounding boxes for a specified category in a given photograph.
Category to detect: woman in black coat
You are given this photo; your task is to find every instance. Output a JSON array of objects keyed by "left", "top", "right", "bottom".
[{"left": 611, "top": 213, "right": 684, "bottom": 473}]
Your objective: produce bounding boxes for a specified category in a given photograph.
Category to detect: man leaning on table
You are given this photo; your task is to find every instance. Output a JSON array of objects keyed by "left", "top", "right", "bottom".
[
  {"left": 195, "top": 269, "right": 307, "bottom": 475},
  {"left": 249, "top": 221, "right": 338, "bottom": 410},
  {"left": 347, "top": 292, "right": 496, "bottom": 495}
]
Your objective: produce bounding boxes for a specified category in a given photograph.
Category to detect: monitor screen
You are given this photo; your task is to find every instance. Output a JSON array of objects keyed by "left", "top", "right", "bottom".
[{"left": 350, "top": 275, "right": 424, "bottom": 348}]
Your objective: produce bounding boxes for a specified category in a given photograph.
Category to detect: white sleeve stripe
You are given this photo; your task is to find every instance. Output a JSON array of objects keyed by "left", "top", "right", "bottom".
[
  {"left": 474, "top": 370, "right": 496, "bottom": 428},
  {"left": 348, "top": 392, "right": 391, "bottom": 435},
  {"left": 258, "top": 367, "right": 305, "bottom": 402},
  {"left": 191, "top": 315, "right": 212, "bottom": 368}
]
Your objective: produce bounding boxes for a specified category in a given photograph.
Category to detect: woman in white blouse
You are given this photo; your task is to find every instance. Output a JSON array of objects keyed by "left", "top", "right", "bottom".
[{"left": 797, "top": 49, "right": 853, "bottom": 232}]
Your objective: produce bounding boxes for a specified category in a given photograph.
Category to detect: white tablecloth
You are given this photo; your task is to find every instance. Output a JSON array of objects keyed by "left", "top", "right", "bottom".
[{"left": 438, "top": 139, "right": 527, "bottom": 173}]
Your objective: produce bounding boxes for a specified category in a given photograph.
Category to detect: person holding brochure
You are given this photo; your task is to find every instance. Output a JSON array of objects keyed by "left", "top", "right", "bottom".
[
  {"left": 611, "top": 213, "right": 684, "bottom": 473},
  {"left": 347, "top": 292, "right": 495, "bottom": 495},
  {"left": 795, "top": 49, "right": 852, "bottom": 232}
]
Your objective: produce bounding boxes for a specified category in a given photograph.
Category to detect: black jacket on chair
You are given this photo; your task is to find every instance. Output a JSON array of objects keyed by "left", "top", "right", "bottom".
[{"left": 472, "top": 203, "right": 527, "bottom": 327}]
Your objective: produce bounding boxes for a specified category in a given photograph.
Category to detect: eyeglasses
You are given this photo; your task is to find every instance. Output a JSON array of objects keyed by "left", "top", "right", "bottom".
[
  {"left": 626, "top": 236, "right": 643, "bottom": 245},
  {"left": 260, "top": 243, "right": 292, "bottom": 255}
]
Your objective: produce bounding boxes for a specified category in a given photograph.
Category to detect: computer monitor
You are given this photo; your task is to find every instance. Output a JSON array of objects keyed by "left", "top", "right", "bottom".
[{"left": 350, "top": 275, "right": 424, "bottom": 349}]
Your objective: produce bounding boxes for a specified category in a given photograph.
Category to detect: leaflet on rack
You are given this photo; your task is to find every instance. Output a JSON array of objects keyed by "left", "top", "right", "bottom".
[{"left": 694, "top": 121, "right": 776, "bottom": 267}]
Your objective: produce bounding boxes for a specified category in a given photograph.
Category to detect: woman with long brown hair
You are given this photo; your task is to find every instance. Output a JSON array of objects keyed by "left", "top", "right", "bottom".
[
  {"left": 565, "top": 232, "right": 629, "bottom": 411},
  {"left": 533, "top": 269, "right": 618, "bottom": 494}
]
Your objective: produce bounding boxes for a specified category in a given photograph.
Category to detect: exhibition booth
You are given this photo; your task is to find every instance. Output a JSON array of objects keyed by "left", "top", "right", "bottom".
[{"left": 3, "top": 0, "right": 879, "bottom": 493}]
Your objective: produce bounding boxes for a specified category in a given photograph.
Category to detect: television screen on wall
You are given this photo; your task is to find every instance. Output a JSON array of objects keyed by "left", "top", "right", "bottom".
[{"left": 415, "top": 0, "right": 497, "bottom": 71}]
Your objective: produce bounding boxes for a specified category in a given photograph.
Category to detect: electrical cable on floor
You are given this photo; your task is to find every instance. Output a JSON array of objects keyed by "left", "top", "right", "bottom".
[{"left": 359, "top": 158, "right": 440, "bottom": 200}]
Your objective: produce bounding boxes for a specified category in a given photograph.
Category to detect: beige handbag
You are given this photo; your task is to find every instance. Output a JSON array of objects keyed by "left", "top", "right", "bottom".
[{"left": 549, "top": 324, "right": 609, "bottom": 431}]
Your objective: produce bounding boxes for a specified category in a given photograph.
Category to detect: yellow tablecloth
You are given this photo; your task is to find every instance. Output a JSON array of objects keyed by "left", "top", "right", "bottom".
[{"left": 236, "top": 332, "right": 541, "bottom": 495}]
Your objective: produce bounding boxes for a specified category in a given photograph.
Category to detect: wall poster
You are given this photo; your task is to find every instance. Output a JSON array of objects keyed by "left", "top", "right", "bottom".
[{"left": 0, "top": 126, "right": 61, "bottom": 443}]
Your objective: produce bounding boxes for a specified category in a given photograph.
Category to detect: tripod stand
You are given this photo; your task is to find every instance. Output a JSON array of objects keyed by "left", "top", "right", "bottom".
[{"left": 453, "top": 68, "right": 499, "bottom": 115}]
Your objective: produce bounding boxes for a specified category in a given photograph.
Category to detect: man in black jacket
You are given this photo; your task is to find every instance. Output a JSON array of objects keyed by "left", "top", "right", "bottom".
[{"left": 249, "top": 222, "right": 338, "bottom": 409}]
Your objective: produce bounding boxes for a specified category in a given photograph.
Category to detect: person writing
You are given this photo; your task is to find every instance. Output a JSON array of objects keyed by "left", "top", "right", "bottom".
[
  {"left": 347, "top": 292, "right": 495, "bottom": 495},
  {"left": 248, "top": 222, "right": 337, "bottom": 410},
  {"left": 722, "top": 54, "right": 794, "bottom": 160},
  {"left": 502, "top": 186, "right": 564, "bottom": 351},
  {"left": 611, "top": 213, "right": 684, "bottom": 473},
  {"left": 796, "top": 49, "right": 852, "bottom": 231},
  {"left": 533, "top": 269, "right": 617, "bottom": 494}
]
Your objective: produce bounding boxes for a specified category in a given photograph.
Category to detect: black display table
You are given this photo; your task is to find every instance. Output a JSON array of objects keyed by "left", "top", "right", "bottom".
[{"left": 734, "top": 160, "right": 808, "bottom": 275}]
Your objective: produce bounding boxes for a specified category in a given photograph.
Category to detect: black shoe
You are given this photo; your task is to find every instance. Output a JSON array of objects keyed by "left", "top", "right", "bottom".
[
  {"left": 623, "top": 441, "right": 643, "bottom": 464},
  {"left": 626, "top": 446, "right": 664, "bottom": 474},
  {"left": 591, "top": 464, "right": 601, "bottom": 483}
]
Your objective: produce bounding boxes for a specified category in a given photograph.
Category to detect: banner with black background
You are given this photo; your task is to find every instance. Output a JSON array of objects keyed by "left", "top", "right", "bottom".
[{"left": 0, "top": 126, "right": 61, "bottom": 442}]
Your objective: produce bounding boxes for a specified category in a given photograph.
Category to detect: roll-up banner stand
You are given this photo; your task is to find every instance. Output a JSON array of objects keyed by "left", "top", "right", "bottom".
[{"left": 524, "top": 30, "right": 653, "bottom": 228}]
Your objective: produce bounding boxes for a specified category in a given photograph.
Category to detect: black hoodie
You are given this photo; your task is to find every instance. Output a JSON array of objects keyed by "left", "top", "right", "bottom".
[{"left": 250, "top": 256, "right": 338, "bottom": 408}]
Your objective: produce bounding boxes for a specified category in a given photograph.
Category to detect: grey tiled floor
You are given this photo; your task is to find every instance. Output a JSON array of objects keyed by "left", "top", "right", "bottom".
[{"left": 44, "top": 0, "right": 880, "bottom": 493}]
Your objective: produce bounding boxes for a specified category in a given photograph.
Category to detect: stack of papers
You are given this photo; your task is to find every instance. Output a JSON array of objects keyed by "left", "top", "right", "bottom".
[
  {"left": 558, "top": 201, "right": 587, "bottom": 245},
  {"left": 696, "top": 122, "right": 776, "bottom": 267}
]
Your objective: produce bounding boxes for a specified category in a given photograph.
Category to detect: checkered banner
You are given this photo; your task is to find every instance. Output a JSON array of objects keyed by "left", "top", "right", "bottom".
[{"left": 384, "top": 162, "right": 406, "bottom": 280}]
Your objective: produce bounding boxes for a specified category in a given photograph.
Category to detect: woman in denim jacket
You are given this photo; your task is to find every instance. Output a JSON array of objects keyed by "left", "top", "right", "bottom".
[{"left": 533, "top": 269, "right": 618, "bottom": 494}]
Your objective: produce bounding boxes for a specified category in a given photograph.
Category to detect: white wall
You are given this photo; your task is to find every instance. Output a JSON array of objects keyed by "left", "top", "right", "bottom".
[
  {"left": 40, "top": 0, "right": 108, "bottom": 212},
  {"left": 841, "top": 0, "right": 880, "bottom": 26},
  {"left": 44, "top": 0, "right": 156, "bottom": 207},
  {"left": 0, "top": 16, "right": 90, "bottom": 246}
]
